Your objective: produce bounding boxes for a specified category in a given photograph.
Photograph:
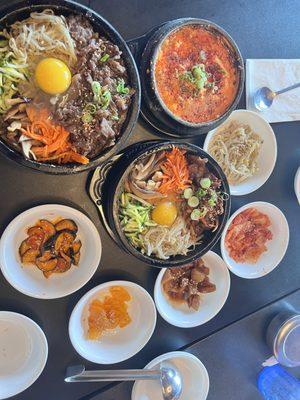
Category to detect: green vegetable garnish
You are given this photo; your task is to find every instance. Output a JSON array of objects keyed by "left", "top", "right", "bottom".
[
  {"left": 101, "top": 90, "right": 111, "bottom": 109},
  {"left": 183, "top": 188, "right": 193, "bottom": 199},
  {"left": 191, "top": 209, "right": 201, "bottom": 221},
  {"left": 100, "top": 53, "right": 110, "bottom": 62},
  {"left": 117, "top": 78, "right": 129, "bottom": 95},
  {"left": 208, "top": 198, "right": 216, "bottom": 207},
  {"left": 192, "top": 65, "right": 202, "bottom": 80},
  {"left": 82, "top": 112, "right": 93, "bottom": 124},
  {"left": 180, "top": 64, "right": 208, "bottom": 93},
  {"left": 112, "top": 114, "right": 119, "bottom": 121},
  {"left": 0, "top": 37, "right": 28, "bottom": 114},
  {"left": 188, "top": 196, "right": 199, "bottom": 208},
  {"left": 84, "top": 102, "right": 97, "bottom": 115},
  {"left": 180, "top": 71, "right": 195, "bottom": 83},
  {"left": 120, "top": 192, "right": 156, "bottom": 249},
  {"left": 91, "top": 81, "right": 111, "bottom": 109},
  {"left": 200, "top": 178, "right": 211, "bottom": 189},
  {"left": 196, "top": 188, "right": 207, "bottom": 198},
  {"left": 92, "top": 81, "right": 101, "bottom": 97}
]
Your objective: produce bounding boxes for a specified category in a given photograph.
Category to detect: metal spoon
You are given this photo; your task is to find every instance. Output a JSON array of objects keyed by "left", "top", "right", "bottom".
[
  {"left": 254, "top": 83, "right": 300, "bottom": 111},
  {"left": 65, "top": 364, "right": 182, "bottom": 400}
]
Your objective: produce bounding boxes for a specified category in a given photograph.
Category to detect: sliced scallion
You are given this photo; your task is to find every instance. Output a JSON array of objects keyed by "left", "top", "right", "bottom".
[
  {"left": 183, "top": 187, "right": 194, "bottom": 199},
  {"left": 200, "top": 177, "right": 211, "bottom": 189},
  {"left": 100, "top": 53, "right": 110, "bottom": 62},
  {"left": 188, "top": 196, "right": 199, "bottom": 208}
]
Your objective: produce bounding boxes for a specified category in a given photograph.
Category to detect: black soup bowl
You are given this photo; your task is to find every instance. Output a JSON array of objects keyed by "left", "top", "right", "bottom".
[
  {"left": 0, "top": 0, "right": 141, "bottom": 174},
  {"left": 100, "top": 140, "right": 231, "bottom": 268}
]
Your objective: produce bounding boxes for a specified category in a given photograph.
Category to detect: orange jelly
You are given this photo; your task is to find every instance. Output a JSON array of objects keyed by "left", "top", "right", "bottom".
[{"left": 87, "top": 286, "right": 132, "bottom": 340}]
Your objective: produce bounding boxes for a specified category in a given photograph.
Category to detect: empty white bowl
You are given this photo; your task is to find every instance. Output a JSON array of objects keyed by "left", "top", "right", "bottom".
[
  {"left": 203, "top": 109, "right": 277, "bottom": 196},
  {"left": 69, "top": 280, "right": 157, "bottom": 364},
  {"left": 221, "top": 201, "right": 289, "bottom": 279},
  {"left": 132, "top": 351, "right": 209, "bottom": 400},
  {"left": 0, "top": 311, "right": 48, "bottom": 399},
  {"left": 0, "top": 204, "right": 102, "bottom": 299},
  {"left": 154, "top": 251, "right": 230, "bottom": 328}
]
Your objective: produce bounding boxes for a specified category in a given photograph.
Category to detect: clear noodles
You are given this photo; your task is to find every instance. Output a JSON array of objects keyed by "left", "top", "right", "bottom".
[
  {"left": 208, "top": 121, "right": 263, "bottom": 185},
  {"left": 1, "top": 9, "right": 77, "bottom": 87},
  {"left": 143, "top": 216, "right": 198, "bottom": 260}
]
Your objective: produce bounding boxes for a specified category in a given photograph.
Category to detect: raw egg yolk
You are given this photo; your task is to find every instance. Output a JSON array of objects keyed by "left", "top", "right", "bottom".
[
  {"left": 35, "top": 58, "right": 71, "bottom": 95},
  {"left": 152, "top": 201, "right": 177, "bottom": 227}
]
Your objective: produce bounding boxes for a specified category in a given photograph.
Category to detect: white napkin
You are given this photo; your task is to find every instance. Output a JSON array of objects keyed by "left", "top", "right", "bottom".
[{"left": 246, "top": 59, "right": 300, "bottom": 123}]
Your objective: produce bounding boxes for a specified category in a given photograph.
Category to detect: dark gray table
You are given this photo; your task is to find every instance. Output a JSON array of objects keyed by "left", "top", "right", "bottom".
[{"left": 0, "top": 0, "right": 299, "bottom": 399}]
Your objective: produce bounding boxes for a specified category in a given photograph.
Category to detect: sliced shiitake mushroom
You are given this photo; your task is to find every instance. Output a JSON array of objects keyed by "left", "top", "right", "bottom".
[
  {"left": 55, "top": 219, "right": 78, "bottom": 233},
  {"left": 71, "top": 240, "right": 82, "bottom": 255},
  {"left": 72, "top": 252, "right": 80, "bottom": 266},
  {"left": 37, "top": 219, "right": 56, "bottom": 240},
  {"left": 54, "top": 231, "right": 75, "bottom": 253},
  {"left": 19, "top": 239, "right": 31, "bottom": 257},
  {"left": 36, "top": 258, "right": 57, "bottom": 272},
  {"left": 54, "top": 257, "right": 71, "bottom": 273},
  {"left": 21, "top": 249, "right": 40, "bottom": 264}
]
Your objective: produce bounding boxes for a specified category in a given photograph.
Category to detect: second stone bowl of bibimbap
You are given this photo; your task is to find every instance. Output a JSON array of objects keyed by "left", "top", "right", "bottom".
[{"left": 101, "top": 141, "right": 231, "bottom": 267}]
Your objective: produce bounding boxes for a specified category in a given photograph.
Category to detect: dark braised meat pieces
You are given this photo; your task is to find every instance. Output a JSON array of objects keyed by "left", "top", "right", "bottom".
[{"left": 161, "top": 258, "right": 216, "bottom": 310}]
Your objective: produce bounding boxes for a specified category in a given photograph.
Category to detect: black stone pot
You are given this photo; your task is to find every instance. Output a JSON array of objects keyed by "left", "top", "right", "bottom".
[
  {"left": 0, "top": 0, "right": 141, "bottom": 174},
  {"left": 90, "top": 140, "right": 231, "bottom": 268},
  {"left": 137, "top": 18, "right": 244, "bottom": 136}
]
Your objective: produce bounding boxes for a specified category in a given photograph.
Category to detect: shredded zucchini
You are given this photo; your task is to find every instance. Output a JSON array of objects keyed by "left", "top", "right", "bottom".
[{"left": 0, "top": 36, "right": 28, "bottom": 114}]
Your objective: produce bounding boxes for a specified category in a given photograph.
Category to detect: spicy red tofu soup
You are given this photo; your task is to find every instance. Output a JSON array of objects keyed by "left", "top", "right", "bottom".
[{"left": 154, "top": 24, "right": 239, "bottom": 125}]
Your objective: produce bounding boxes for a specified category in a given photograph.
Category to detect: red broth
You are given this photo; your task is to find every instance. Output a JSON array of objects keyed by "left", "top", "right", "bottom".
[{"left": 154, "top": 25, "right": 239, "bottom": 124}]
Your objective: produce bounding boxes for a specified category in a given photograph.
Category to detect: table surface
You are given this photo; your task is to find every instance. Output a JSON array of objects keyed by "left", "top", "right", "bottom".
[{"left": 0, "top": 0, "right": 299, "bottom": 399}]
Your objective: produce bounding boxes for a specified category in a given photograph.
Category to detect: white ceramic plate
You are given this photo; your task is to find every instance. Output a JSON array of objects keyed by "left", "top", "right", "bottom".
[
  {"left": 132, "top": 351, "right": 209, "bottom": 400},
  {"left": 154, "top": 251, "right": 230, "bottom": 328},
  {"left": 0, "top": 204, "right": 102, "bottom": 299},
  {"left": 69, "top": 280, "right": 157, "bottom": 364},
  {"left": 0, "top": 311, "right": 48, "bottom": 399},
  {"left": 221, "top": 201, "right": 289, "bottom": 279},
  {"left": 294, "top": 167, "right": 300, "bottom": 204},
  {"left": 203, "top": 109, "right": 277, "bottom": 196}
]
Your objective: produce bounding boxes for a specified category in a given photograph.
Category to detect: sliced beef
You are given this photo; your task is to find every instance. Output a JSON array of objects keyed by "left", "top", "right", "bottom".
[{"left": 52, "top": 15, "right": 134, "bottom": 158}]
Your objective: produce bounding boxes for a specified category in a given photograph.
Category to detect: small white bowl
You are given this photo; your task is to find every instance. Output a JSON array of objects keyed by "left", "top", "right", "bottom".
[
  {"left": 0, "top": 311, "right": 48, "bottom": 399},
  {"left": 154, "top": 251, "right": 230, "bottom": 328},
  {"left": 132, "top": 351, "right": 209, "bottom": 400},
  {"left": 221, "top": 201, "right": 289, "bottom": 279},
  {"left": 0, "top": 204, "right": 102, "bottom": 299},
  {"left": 69, "top": 280, "right": 157, "bottom": 364},
  {"left": 203, "top": 109, "right": 277, "bottom": 196}
]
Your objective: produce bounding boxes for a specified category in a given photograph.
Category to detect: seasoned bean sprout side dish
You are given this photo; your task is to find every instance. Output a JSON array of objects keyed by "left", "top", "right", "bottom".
[
  {"left": 208, "top": 120, "right": 263, "bottom": 185},
  {"left": 0, "top": 10, "right": 134, "bottom": 164},
  {"left": 118, "top": 146, "right": 227, "bottom": 260}
]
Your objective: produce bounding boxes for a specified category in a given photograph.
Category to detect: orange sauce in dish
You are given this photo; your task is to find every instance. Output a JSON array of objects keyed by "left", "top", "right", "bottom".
[
  {"left": 154, "top": 25, "right": 239, "bottom": 124},
  {"left": 87, "top": 286, "right": 132, "bottom": 340}
]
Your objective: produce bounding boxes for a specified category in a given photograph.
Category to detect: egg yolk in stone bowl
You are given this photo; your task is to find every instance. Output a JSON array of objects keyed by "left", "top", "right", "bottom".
[
  {"left": 35, "top": 57, "right": 72, "bottom": 95},
  {"left": 152, "top": 200, "right": 177, "bottom": 227}
]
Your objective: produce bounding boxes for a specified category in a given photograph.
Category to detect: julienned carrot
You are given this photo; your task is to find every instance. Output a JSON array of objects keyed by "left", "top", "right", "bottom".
[
  {"left": 22, "top": 106, "right": 89, "bottom": 165},
  {"left": 158, "top": 146, "right": 191, "bottom": 195}
]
